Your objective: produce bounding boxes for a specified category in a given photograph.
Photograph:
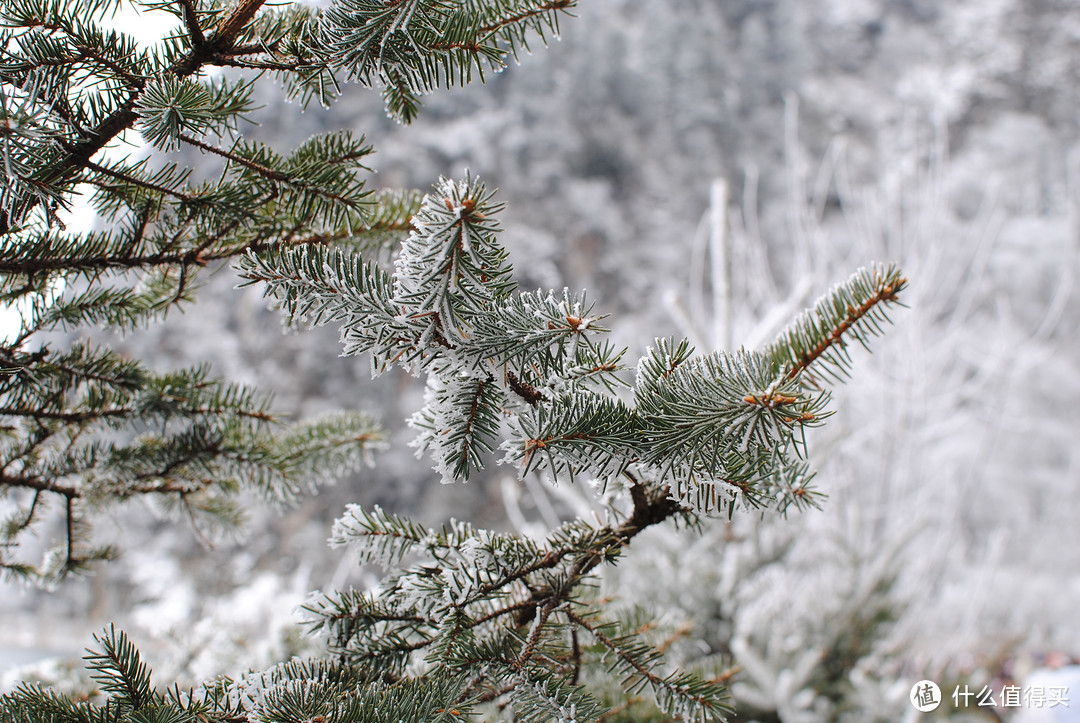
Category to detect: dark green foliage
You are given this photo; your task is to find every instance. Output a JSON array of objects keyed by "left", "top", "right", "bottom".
[
  {"left": 85, "top": 626, "right": 155, "bottom": 711},
  {"left": 1, "top": 629, "right": 476, "bottom": 723},
  {"left": 0, "top": 327, "right": 386, "bottom": 578},
  {"left": 1, "top": 0, "right": 494, "bottom": 580},
  {"left": 136, "top": 76, "right": 220, "bottom": 152},
  {"left": 316, "top": 0, "right": 575, "bottom": 121}
]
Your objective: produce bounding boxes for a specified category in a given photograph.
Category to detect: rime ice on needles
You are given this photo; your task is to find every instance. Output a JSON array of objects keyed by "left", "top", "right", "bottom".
[
  {"left": 394, "top": 174, "right": 513, "bottom": 346},
  {"left": 317, "top": 0, "right": 577, "bottom": 121},
  {"left": 409, "top": 370, "right": 507, "bottom": 484},
  {"left": 1, "top": 0, "right": 908, "bottom": 718},
  {"left": 248, "top": 173, "right": 904, "bottom": 515},
  {"left": 245, "top": 167, "right": 904, "bottom": 718}
]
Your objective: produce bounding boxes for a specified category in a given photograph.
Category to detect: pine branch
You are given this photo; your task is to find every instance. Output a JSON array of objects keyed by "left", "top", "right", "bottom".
[
  {"left": 769, "top": 263, "right": 908, "bottom": 384},
  {"left": 0, "top": 471, "right": 78, "bottom": 499},
  {"left": 178, "top": 0, "right": 208, "bottom": 48},
  {"left": 0, "top": 683, "right": 99, "bottom": 722},
  {"left": 317, "top": 485, "right": 682, "bottom": 667},
  {"left": 472, "top": 0, "right": 576, "bottom": 62},
  {"left": 503, "top": 391, "right": 637, "bottom": 483},
  {"left": 410, "top": 371, "right": 506, "bottom": 483},
  {"left": 175, "top": 0, "right": 270, "bottom": 73},
  {"left": 313, "top": 0, "right": 576, "bottom": 121},
  {"left": 1, "top": 0, "right": 914, "bottom": 714},
  {"left": 477, "top": 0, "right": 575, "bottom": 37},
  {"left": 85, "top": 624, "right": 157, "bottom": 710},
  {"left": 329, "top": 503, "right": 432, "bottom": 567},
  {"left": 0, "top": 341, "right": 384, "bottom": 580},
  {"left": 394, "top": 173, "right": 512, "bottom": 343},
  {"left": 566, "top": 609, "right": 731, "bottom": 722},
  {"left": 238, "top": 243, "right": 414, "bottom": 370},
  {"left": 507, "top": 673, "right": 604, "bottom": 723},
  {"left": 1, "top": 0, "right": 272, "bottom": 232},
  {"left": 464, "top": 288, "right": 610, "bottom": 379},
  {"left": 83, "top": 157, "right": 200, "bottom": 204}
]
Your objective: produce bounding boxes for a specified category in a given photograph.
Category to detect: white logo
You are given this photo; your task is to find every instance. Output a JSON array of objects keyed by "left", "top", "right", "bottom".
[{"left": 911, "top": 680, "right": 942, "bottom": 712}]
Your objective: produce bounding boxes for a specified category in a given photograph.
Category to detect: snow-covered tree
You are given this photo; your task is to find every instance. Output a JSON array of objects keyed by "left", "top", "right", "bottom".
[{"left": 1, "top": 0, "right": 907, "bottom": 719}]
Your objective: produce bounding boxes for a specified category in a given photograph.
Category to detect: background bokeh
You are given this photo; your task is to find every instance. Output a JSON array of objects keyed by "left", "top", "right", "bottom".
[{"left": 3, "top": 1, "right": 1079, "bottom": 720}]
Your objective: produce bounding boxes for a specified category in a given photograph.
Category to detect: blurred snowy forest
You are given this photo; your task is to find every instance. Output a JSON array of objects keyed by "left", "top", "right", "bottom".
[{"left": 4, "top": 0, "right": 1080, "bottom": 720}]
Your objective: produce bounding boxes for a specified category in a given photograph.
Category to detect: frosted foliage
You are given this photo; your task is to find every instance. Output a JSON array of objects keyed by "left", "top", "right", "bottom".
[
  {"left": 526, "top": 679, "right": 579, "bottom": 722},
  {"left": 394, "top": 570, "right": 444, "bottom": 619},
  {"left": 229, "top": 663, "right": 299, "bottom": 714},
  {"left": 6, "top": 1, "right": 1079, "bottom": 720},
  {"left": 598, "top": 512, "right": 914, "bottom": 720},
  {"left": 454, "top": 536, "right": 495, "bottom": 571},
  {"left": 410, "top": 371, "right": 463, "bottom": 483},
  {"left": 439, "top": 534, "right": 503, "bottom": 605},
  {"left": 589, "top": 90, "right": 1077, "bottom": 720},
  {"left": 394, "top": 175, "right": 510, "bottom": 345},
  {"left": 408, "top": 368, "right": 504, "bottom": 484}
]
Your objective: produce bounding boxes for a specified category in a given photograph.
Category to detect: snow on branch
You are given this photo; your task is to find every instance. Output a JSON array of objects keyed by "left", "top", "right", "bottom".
[{"left": 768, "top": 263, "right": 908, "bottom": 384}]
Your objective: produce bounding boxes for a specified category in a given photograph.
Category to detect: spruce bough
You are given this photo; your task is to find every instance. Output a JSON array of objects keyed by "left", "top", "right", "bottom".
[{"left": 1, "top": 0, "right": 906, "bottom": 720}]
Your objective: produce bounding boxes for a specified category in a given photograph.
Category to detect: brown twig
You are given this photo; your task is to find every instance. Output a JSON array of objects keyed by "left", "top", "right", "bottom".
[
  {"left": 1, "top": 471, "right": 78, "bottom": 498},
  {"left": 477, "top": 0, "right": 574, "bottom": 38},
  {"left": 506, "top": 369, "right": 546, "bottom": 405},
  {"left": 83, "top": 158, "right": 200, "bottom": 204},
  {"left": 783, "top": 276, "right": 906, "bottom": 382},
  {"left": 178, "top": 0, "right": 207, "bottom": 47}
]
